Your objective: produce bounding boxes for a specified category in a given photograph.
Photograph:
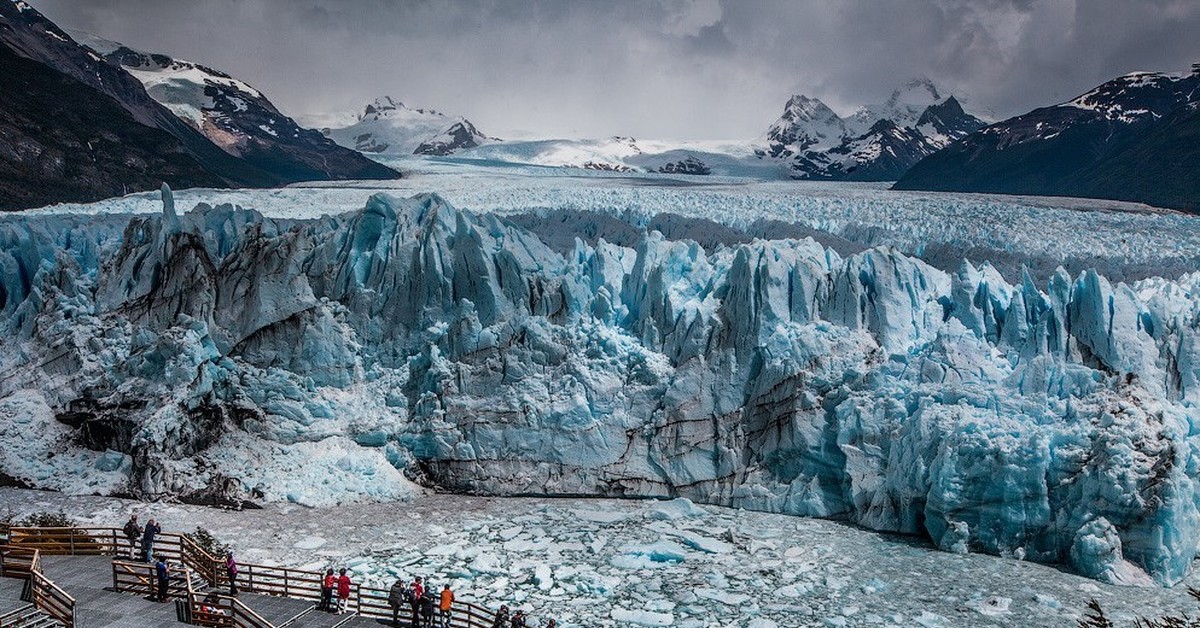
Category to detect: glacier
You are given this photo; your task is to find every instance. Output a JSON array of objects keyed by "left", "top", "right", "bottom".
[{"left": 2, "top": 187, "right": 1200, "bottom": 586}]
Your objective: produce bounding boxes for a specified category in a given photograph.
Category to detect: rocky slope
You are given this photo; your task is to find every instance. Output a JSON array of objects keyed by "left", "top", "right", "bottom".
[
  {"left": 0, "top": 0, "right": 279, "bottom": 192},
  {"left": 0, "top": 1, "right": 396, "bottom": 211},
  {"left": 2, "top": 189, "right": 1199, "bottom": 587},
  {"left": 78, "top": 36, "right": 398, "bottom": 183},
  {"left": 894, "top": 66, "right": 1200, "bottom": 212},
  {"left": 0, "top": 45, "right": 225, "bottom": 210}
]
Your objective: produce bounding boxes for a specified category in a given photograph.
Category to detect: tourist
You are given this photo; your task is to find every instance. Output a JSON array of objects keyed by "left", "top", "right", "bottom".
[
  {"left": 121, "top": 514, "right": 141, "bottom": 559},
  {"left": 545, "top": 620, "right": 557, "bottom": 628},
  {"left": 154, "top": 556, "right": 169, "bottom": 602},
  {"left": 510, "top": 609, "right": 527, "bottom": 628},
  {"left": 409, "top": 576, "right": 424, "bottom": 627},
  {"left": 336, "top": 568, "right": 352, "bottom": 614},
  {"left": 438, "top": 584, "right": 455, "bottom": 628},
  {"left": 141, "top": 518, "right": 161, "bottom": 562},
  {"left": 225, "top": 550, "right": 239, "bottom": 596},
  {"left": 420, "top": 589, "right": 435, "bottom": 628},
  {"left": 491, "top": 604, "right": 510, "bottom": 628},
  {"left": 388, "top": 578, "right": 406, "bottom": 627},
  {"left": 319, "top": 568, "right": 335, "bottom": 612}
]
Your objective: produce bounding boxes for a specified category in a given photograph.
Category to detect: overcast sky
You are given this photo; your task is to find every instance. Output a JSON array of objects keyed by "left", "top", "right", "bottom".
[{"left": 27, "top": 0, "right": 1200, "bottom": 140}]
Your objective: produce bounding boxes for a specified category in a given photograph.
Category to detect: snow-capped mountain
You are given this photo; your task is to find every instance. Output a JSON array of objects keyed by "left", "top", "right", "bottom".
[
  {"left": 0, "top": 40, "right": 226, "bottom": 210},
  {"left": 5, "top": 188, "right": 1200, "bottom": 586},
  {"left": 318, "top": 96, "right": 497, "bottom": 156},
  {"left": 71, "top": 33, "right": 397, "bottom": 183},
  {"left": 0, "top": 0, "right": 282, "bottom": 201},
  {"left": 895, "top": 66, "right": 1200, "bottom": 212},
  {"left": 463, "top": 136, "right": 774, "bottom": 177},
  {"left": 758, "top": 79, "right": 985, "bottom": 181},
  {"left": 0, "top": 0, "right": 396, "bottom": 210}
]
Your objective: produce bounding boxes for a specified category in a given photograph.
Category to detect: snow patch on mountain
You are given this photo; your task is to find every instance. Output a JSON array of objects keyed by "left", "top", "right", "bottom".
[{"left": 318, "top": 96, "right": 497, "bottom": 156}]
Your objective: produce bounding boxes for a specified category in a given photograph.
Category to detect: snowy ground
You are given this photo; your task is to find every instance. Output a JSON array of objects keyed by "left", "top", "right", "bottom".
[
  {"left": 2, "top": 488, "right": 1197, "bottom": 628},
  {"left": 16, "top": 156, "right": 1200, "bottom": 283}
]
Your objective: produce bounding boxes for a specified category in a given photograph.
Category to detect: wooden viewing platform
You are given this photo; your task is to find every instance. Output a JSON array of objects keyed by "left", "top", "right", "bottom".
[{"left": 0, "top": 525, "right": 498, "bottom": 628}]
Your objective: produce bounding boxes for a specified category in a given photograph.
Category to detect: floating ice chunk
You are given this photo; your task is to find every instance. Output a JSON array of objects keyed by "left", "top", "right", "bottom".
[
  {"left": 611, "top": 609, "right": 674, "bottom": 626},
  {"left": 1071, "top": 517, "right": 1155, "bottom": 586},
  {"left": 967, "top": 597, "right": 1012, "bottom": 617},
  {"left": 620, "top": 541, "right": 688, "bottom": 564},
  {"left": 694, "top": 588, "right": 750, "bottom": 605},
  {"left": 572, "top": 509, "right": 629, "bottom": 524},
  {"left": 648, "top": 498, "right": 706, "bottom": 520},
  {"left": 533, "top": 564, "right": 553, "bottom": 591},
  {"left": 293, "top": 536, "right": 326, "bottom": 550}
]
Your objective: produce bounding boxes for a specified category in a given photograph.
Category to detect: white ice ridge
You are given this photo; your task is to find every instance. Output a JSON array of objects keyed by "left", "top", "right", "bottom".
[{"left": 1, "top": 191, "right": 1199, "bottom": 586}]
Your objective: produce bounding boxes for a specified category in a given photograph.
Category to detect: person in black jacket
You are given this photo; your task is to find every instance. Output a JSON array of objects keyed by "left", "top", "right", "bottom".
[
  {"left": 387, "top": 579, "right": 406, "bottom": 627},
  {"left": 420, "top": 592, "right": 435, "bottom": 628},
  {"left": 154, "top": 557, "right": 169, "bottom": 602},
  {"left": 142, "top": 518, "right": 161, "bottom": 563},
  {"left": 121, "top": 514, "right": 141, "bottom": 559},
  {"left": 491, "top": 605, "right": 510, "bottom": 628}
]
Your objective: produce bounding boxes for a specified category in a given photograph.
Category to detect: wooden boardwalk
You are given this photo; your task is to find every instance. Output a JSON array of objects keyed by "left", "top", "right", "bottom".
[{"left": 1, "top": 525, "right": 498, "bottom": 628}]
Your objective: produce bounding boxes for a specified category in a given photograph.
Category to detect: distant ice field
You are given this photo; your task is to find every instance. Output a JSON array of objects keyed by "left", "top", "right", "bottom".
[{"left": 16, "top": 156, "right": 1200, "bottom": 282}]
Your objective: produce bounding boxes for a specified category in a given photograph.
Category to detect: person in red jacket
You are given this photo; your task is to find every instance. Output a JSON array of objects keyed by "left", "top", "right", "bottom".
[
  {"left": 336, "top": 568, "right": 352, "bottom": 614},
  {"left": 409, "top": 576, "right": 424, "bottom": 627},
  {"left": 319, "top": 568, "right": 335, "bottom": 612}
]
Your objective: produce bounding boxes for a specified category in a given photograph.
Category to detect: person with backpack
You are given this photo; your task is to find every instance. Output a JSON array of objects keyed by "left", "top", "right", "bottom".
[
  {"left": 491, "top": 605, "right": 510, "bottom": 628},
  {"left": 336, "top": 568, "right": 352, "bottom": 614},
  {"left": 319, "top": 568, "right": 335, "bottom": 612},
  {"left": 387, "top": 579, "right": 406, "bottom": 627},
  {"left": 420, "top": 591, "right": 435, "bottom": 628},
  {"left": 225, "top": 551, "right": 239, "bottom": 596},
  {"left": 142, "top": 518, "right": 161, "bottom": 562},
  {"left": 438, "top": 584, "right": 455, "bottom": 628},
  {"left": 154, "top": 557, "right": 170, "bottom": 602},
  {"left": 408, "top": 576, "right": 424, "bottom": 628},
  {"left": 121, "top": 514, "right": 141, "bottom": 559},
  {"left": 510, "top": 609, "right": 527, "bottom": 628}
]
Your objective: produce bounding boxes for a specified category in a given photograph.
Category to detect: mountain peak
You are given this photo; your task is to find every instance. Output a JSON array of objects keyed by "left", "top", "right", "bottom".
[
  {"left": 359, "top": 96, "right": 444, "bottom": 122},
  {"left": 782, "top": 94, "right": 838, "bottom": 121},
  {"left": 885, "top": 77, "right": 942, "bottom": 112}
]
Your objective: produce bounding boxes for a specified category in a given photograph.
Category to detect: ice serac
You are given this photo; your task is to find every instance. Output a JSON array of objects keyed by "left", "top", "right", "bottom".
[{"left": 2, "top": 193, "right": 1200, "bottom": 585}]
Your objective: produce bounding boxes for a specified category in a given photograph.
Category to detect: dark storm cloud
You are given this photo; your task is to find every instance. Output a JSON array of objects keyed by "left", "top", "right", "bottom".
[{"left": 25, "top": 0, "right": 1200, "bottom": 139}]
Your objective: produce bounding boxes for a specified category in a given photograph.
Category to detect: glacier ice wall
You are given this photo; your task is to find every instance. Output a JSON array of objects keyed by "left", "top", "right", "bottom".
[{"left": 1, "top": 189, "right": 1200, "bottom": 586}]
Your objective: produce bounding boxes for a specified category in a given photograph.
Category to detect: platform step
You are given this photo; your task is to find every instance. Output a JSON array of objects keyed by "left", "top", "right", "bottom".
[{"left": 0, "top": 603, "right": 64, "bottom": 628}]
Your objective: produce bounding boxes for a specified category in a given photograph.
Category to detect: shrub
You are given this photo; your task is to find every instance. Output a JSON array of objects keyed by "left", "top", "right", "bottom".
[
  {"left": 185, "top": 527, "right": 230, "bottom": 557},
  {"left": 16, "top": 511, "right": 75, "bottom": 528}
]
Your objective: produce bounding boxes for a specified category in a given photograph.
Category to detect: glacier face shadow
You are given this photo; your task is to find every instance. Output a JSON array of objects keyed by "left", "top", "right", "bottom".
[{"left": 1, "top": 189, "right": 1199, "bottom": 587}]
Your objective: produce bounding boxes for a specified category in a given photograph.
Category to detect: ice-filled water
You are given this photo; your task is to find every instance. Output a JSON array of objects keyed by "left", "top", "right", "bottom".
[
  {"left": 3, "top": 174, "right": 1200, "bottom": 590},
  {"left": 3, "top": 488, "right": 1199, "bottom": 628}
]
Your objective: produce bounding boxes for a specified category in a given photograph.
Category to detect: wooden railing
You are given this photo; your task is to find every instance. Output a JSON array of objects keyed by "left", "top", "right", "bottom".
[
  {"left": 7, "top": 527, "right": 499, "bottom": 628},
  {"left": 0, "top": 546, "right": 40, "bottom": 579},
  {"left": 32, "top": 568, "right": 77, "bottom": 628},
  {"left": 111, "top": 559, "right": 193, "bottom": 600},
  {"left": 189, "top": 594, "right": 274, "bottom": 628},
  {"left": 6, "top": 526, "right": 118, "bottom": 557},
  {"left": 0, "top": 543, "right": 77, "bottom": 628},
  {"left": 355, "top": 586, "right": 497, "bottom": 628}
]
